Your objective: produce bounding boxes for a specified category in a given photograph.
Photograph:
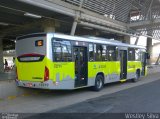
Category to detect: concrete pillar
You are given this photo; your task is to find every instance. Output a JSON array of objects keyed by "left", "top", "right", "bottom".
[
  {"left": 70, "top": 19, "right": 78, "bottom": 36},
  {"left": 122, "top": 35, "right": 130, "bottom": 44},
  {"left": 146, "top": 37, "right": 152, "bottom": 65},
  {"left": 0, "top": 38, "right": 4, "bottom": 72},
  {"left": 42, "top": 19, "right": 59, "bottom": 32},
  {"left": 71, "top": 0, "right": 84, "bottom": 36}
]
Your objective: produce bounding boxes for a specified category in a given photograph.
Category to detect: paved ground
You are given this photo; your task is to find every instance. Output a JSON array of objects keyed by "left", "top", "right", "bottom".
[
  {"left": 52, "top": 79, "right": 160, "bottom": 113},
  {"left": 0, "top": 71, "right": 15, "bottom": 80},
  {"left": 28, "top": 79, "right": 160, "bottom": 119}
]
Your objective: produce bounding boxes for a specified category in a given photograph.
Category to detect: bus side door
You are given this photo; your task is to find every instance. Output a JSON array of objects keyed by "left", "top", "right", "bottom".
[{"left": 74, "top": 46, "right": 88, "bottom": 87}]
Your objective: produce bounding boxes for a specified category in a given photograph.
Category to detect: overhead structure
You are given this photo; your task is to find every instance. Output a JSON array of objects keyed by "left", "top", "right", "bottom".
[
  {"left": 129, "top": 0, "right": 160, "bottom": 40},
  {"left": 14, "top": 0, "right": 160, "bottom": 39},
  {"left": 0, "top": 0, "right": 159, "bottom": 69},
  {"left": 0, "top": 0, "right": 160, "bottom": 50}
]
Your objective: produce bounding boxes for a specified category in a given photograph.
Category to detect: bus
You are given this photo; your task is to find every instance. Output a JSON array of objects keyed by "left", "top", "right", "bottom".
[{"left": 15, "top": 33, "right": 149, "bottom": 91}]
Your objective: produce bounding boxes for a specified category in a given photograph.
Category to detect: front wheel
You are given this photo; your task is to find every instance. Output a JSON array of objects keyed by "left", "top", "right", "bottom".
[
  {"left": 92, "top": 75, "right": 104, "bottom": 91},
  {"left": 132, "top": 71, "right": 140, "bottom": 82}
]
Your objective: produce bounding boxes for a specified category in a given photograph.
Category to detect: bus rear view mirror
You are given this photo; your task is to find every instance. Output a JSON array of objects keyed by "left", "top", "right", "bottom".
[{"left": 146, "top": 53, "right": 150, "bottom": 59}]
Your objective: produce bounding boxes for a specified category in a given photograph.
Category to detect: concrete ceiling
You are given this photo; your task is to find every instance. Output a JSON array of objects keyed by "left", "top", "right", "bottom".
[
  {"left": 1, "top": 0, "right": 160, "bottom": 50},
  {"left": 0, "top": 0, "right": 125, "bottom": 50},
  {"left": 0, "top": 0, "right": 75, "bottom": 50}
]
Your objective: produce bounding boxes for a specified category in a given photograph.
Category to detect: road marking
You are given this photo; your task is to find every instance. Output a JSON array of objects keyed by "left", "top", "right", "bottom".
[
  {"left": 101, "top": 105, "right": 114, "bottom": 113},
  {"left": 8, "top": 96, "right": 16, "bottom": 100}
]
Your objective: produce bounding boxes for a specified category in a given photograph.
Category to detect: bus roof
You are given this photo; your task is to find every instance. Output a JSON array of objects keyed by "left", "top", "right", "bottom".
[
  {"left": 52, "top": 33, "right": 146, "bottom": 49},
  {"left": 17, "top": 32, "right": 146, "bottom": 49}
]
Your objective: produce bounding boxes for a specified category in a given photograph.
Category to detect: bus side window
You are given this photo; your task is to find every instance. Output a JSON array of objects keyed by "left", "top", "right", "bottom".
[
  {"left": 53, "top": 39, "right": 72, "bottom": 62},
  {"left": 61, "top": 41, "right": 72, "bottom": 61},
  {"left": 53, "top": 42, "right": 62, "bottom": 61},
  {"left": 108, "top": 46, "right": 117, "bottom": 61},
  {"left": 96, "top": 44, "right": 102, "bottom": 61},
  {"left": 89, "top": 44, "right": 94, "bottom": 61},
  {"left": 102, "top": 45, "right": 108, "bottom": 61},
  {"left": 94, "top": 44, "right": 96, "bottom": 61},
  {"left": 135, "top": 49, "right": 141, "bottom": 61},
  {"left": 128, "top": 48, "right": 135, "bottom": 61}
]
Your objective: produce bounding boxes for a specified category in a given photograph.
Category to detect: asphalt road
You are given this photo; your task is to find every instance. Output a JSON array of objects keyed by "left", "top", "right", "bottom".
[
  {"left": 28, "top": 79, "right": 160, "bottom": 119},
  {"left": 54, "top": 79, "right": 160, "bottom": 113}
]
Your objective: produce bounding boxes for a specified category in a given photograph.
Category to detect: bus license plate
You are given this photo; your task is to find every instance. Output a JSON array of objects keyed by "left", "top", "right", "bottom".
[{"left": 26, "top": 83, "right": 33, "bottom": 87}]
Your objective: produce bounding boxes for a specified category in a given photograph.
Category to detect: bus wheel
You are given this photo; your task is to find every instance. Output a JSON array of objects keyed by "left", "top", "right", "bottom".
[
  {"left": 132, "top": 71, "right": 140, "bottom": 82},
  {"left": 92, "top": 75, "right": 104, "bottom": 91}
]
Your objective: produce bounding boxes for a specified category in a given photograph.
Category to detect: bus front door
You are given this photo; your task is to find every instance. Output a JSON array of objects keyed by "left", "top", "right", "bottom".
[
  {"left": 74, "top": 46, "right": 88, "bottom": 87},
  {"left": 119, "top": 50, "right": 127, "bottom": 80},
  {"left": 141, "top": 52, "right": 147, "bottom": 76}
]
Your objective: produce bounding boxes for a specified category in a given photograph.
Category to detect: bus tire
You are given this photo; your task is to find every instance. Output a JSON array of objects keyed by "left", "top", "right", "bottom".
[
  {"left": 92, "top": 75, "right": 104, "bottom": 91},
  {"left": 132, "top": 70, "right": 140, "bottom": 82}
]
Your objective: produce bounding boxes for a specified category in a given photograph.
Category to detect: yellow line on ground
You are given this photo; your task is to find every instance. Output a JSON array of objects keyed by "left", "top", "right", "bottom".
[{"left": 8, "top": 96, "right": 17, "bottom": 100}]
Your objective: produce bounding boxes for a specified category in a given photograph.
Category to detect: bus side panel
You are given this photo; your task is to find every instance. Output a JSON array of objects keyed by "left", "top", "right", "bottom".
[
  {"left": 127, "top": 61, "right": 142, "bottom": 79},
  {"left": 88, "top": 62, "right": 109, "bottom": 80},
  {"left": 105, "top": 61, "right": 121, "bottom": 83},
  {"left": 50, "top": 62, "right": 75, "bottom": 86},
  {"left": 88, "top": 61, "right": 120, "bottom": 86}
]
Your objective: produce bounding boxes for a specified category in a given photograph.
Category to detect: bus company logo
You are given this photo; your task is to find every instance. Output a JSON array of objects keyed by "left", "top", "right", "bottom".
[
  {"left": 99, "top": 65, "right": 106, "bottom": 68},
  {"left": 93, "top": 64, "right": 97, "bottom": 69}
]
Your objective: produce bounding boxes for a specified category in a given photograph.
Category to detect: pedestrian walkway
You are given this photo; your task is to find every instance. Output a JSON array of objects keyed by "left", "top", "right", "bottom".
[
  {"left": 0, "top": 71, "right": 16, "bottom": 81},
  {"left": 147, "top": 64, "right": 160, "bottom": 74}
]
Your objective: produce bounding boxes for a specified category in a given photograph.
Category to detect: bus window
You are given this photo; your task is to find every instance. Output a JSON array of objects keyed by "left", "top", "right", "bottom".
[
  {"left": 95, "top": 44, "right": 103, "bottom": 61},
  {"left": 89, "top": 44, "right": 94, "bottom": 61},
  {"left": 108, "top": 46, "right": 117, "bottom": 61},
  {"left": 128, "top": 48, "right": 135, "bottom": 61},
  {"left": 94, "top": 44, "right": 97, "bottom": 60},
  {"left": 102, "top": 45, "right": 108, "bottom": 61},
  {"left": 135, "top": 49, "right": 141, "bottom": 61},
  {"left": 53, "top": 39, "right": 72, "bottom": 62}
]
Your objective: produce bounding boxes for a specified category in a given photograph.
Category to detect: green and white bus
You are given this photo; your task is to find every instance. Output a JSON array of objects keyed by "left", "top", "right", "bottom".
[{"left": 15, "top": 33, "right": 149, "bottom": 91}]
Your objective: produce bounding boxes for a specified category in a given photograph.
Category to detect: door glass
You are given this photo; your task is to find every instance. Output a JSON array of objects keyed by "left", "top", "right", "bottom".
[
  {"left": 120, "top": 50, "right": 127, "bottom": 79},
  {"left": 80, "top": 48, "right": 85, "bottom": 80},
  {"left": 74, "top": 48, "right": 79, "bottom": 78},
  {"left": 74, "top": 47, "right": 87, "bottom": 87}
]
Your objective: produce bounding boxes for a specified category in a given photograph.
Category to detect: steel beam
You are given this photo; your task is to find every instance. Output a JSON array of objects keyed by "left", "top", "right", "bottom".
[
  {"left": 18, "top": 0, "right": 128, "bottom": 33},
  {"left": 79, "top": 21, "right": 136, "bottom": 37},
  {"left": 128, "top": 19, "right": 160, "bottom": 29}
]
